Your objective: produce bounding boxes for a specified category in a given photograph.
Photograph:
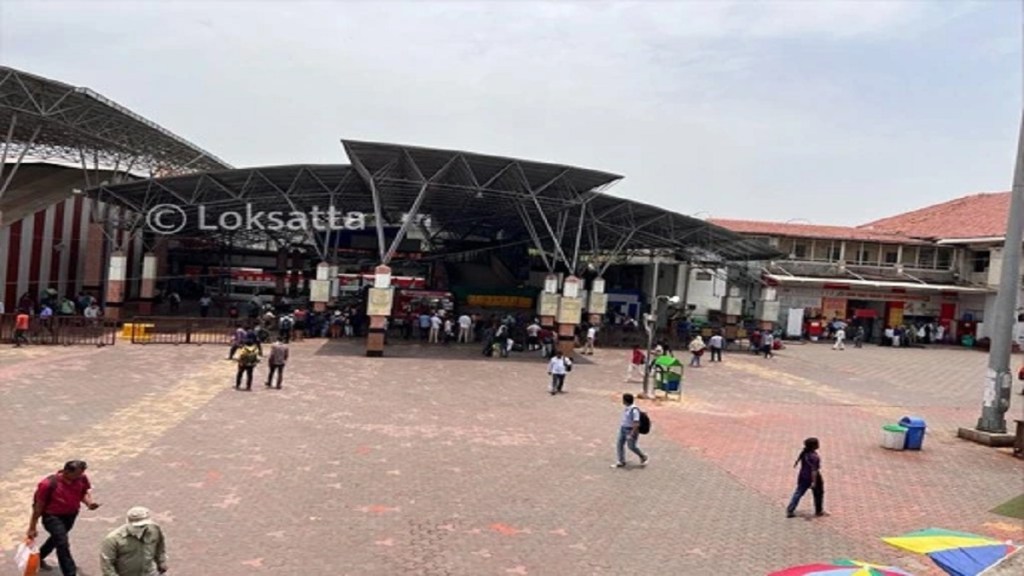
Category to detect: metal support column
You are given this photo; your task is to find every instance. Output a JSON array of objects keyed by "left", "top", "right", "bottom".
[{"left": 976, "top": 113, "right": 1024, "bottom": 433}]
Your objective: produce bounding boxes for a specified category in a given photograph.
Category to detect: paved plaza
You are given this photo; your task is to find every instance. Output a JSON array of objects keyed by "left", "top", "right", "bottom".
[{"left": 0, "top": 338, "right": 1022, "bottom": 575}]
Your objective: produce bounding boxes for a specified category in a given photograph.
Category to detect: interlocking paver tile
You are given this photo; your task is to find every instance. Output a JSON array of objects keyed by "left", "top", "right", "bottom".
[{"left": 0, "top": 339, "right": 1021, "bottom": 575}]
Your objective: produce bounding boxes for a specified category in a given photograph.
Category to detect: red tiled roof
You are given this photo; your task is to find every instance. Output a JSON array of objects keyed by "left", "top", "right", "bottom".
[
  {"left": 708, "top": 218, "right": 925, "bottom": 244},
  {"left": 859, "top": 191, "right": 1009, "bottom": 240}
]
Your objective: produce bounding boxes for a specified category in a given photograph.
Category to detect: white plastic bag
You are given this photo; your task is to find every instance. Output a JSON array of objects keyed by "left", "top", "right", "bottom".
[{"left": 15, "top": 539, "right": 40, "bottom": 576}]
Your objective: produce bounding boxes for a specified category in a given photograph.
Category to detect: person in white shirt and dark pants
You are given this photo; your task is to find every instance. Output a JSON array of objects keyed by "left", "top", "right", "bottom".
[{"left": 547, "top": 350, "right": 571, "bottom": 395}]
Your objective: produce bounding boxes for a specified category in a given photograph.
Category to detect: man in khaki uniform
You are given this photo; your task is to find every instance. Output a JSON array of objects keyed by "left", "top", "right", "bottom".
[{"left": 100, "top": 507, "right": 168, "bottom": 575}]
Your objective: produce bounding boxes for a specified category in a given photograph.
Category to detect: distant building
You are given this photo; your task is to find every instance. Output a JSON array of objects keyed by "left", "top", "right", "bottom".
[{"left": 711, "top": 191, "right": 1016, "bottom": 342}]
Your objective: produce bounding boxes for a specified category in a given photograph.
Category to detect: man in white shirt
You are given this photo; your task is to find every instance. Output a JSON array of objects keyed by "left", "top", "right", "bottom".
[
  {"left": 708, "top": 332, "right": 724, "bottom": 362},
  {"left": 547, "top": 350, "right": 571, "bottom": 395},
  {"left": 429, "top": 313, "right": 442, "bottom": 344},
  {"left": 526, "top": 321, "right": 541, "bottom": 351},
  {"left": 458, "top": 314, "right": 472, "bottom": 343},
  {"left": 582, "top": 325, "right": 597, "bottom": 355}
]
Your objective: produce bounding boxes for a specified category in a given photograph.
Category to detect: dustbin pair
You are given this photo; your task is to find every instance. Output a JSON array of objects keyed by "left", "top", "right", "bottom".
[{"left": 881, "top": 416, "right": 926, "bottom": 451}]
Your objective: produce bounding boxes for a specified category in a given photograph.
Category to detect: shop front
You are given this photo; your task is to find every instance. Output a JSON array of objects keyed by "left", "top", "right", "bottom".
[{"left": 768, "top": 275, "right": 990, "bottom": 343}]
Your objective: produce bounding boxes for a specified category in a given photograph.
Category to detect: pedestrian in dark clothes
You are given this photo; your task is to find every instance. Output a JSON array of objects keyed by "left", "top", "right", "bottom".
[{"left": 786, "top": 437, "right": 826, "bottom": 518}]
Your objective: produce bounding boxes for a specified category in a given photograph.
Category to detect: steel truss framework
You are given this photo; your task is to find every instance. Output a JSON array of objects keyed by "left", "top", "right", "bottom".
[
  {"left": 0, "top": 66, "right": 231, "bottom": 202},
  {"left": 90, "top": 140, "right": 779, "bottom": 268}
]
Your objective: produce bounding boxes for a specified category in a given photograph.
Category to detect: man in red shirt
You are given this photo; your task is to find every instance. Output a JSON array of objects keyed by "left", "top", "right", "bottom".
[
  {"left": 13, "top": 309, "right": 30, "bottom": 347},
  {"left": 26, "top": 460, "right": 101, "bottom": 575}
]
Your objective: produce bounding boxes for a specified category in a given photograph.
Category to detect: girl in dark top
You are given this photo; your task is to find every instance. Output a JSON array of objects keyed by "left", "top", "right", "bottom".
[{"left": 786, "top": 437, "right": 826, "bottom": 518}]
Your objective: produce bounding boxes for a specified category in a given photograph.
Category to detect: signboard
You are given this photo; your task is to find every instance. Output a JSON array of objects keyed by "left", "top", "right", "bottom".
[
  {"left": 537, "top": 292, "right": 559, "bottom": 317},
  {"left": 467, "top": 294, "right": 533, "bottom": 309},
  {"left": 309, "top": 279, "right": 330, "bottom": 303},
  {"left": 588, "top": 293, "right": 608, "bottom": 314},
  {"left": 820, "top": 297, "right": 848, "bottom": 319},
  {"left": 821, "top": 289, "right": 931, "bottom": 303},
  {"left": 557, "top": 297, "right": 583, "bottom": 325},
  {"left": 367, "top": 288, "right": 394, "bottom": 316}
]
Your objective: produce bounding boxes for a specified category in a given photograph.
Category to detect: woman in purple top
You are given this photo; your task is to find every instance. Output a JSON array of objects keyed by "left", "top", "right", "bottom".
[{"left": 786, "top": 437, "right": 826, "bottom": 518}]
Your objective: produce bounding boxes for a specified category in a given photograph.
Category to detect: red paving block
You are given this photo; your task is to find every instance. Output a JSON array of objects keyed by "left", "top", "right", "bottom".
[{"left": 0, "top": 340, "right": 1020, "bottom": 575}]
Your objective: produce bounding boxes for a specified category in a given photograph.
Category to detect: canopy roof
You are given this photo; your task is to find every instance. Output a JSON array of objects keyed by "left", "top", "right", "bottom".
[
  {"left": 0, "top": 66, "right": 231, "bottom": 179},
  {"left": 90, "top": 140, "right": 779, "bottom": 267}
]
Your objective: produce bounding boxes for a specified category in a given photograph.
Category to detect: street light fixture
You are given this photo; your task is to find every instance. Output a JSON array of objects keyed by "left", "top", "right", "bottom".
[{"left": 642, "top": 294, "right": 680, "bottom": 399}]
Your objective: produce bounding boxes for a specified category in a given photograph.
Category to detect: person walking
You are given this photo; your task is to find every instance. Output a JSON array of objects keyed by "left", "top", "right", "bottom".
[
  {"left": 708, "top": 332, "right": 724, "bottom": 362},
  {"left": 833, "top": 327, "right": 846, "bottom": 351},
  {"left": 582, "top": 325, "right": 597, "bottom": 355},
  {"left": 13, "top": 309, "right": 30, "bottom": 347},
  {"left": 265, "top": 337, "right": 289, "bottom": 389},
  {"left": 547, "top": 350, "right": 571, "bottom": 395},
  {"left": 198, "top": 294, "right": 212, "bottom": 318},
  {"left": 458, "top": 313, "right": 472, "bottom": 344},
  {"left": 762, "top": 330, "right": 775, "bottom": 359},
  {"left": 625, "top": 344, "right": 645, "bottom": 382},
  {"left": 688, "top": 335, "right": 706, "bottom": 367},
  {"left": 27, "top": 460, "right": 101, "bottom": 575},
  {"left": 234, "top": 338, "right": 261, "bottom": 391},
  {"left": 99, "top": 506, "right": 168, "bottom": 576},
  {"left": 429, "top": 312, "right": 441, "bottom": 344},
  {"left": 611, "top": 393, "right": 648, "bottom": 468},
  {"left": 853, "top": 325, "right": 865, "bottom": 348},
  {"left": 786, "top": 437, "right": 826, "bottom": 518}
]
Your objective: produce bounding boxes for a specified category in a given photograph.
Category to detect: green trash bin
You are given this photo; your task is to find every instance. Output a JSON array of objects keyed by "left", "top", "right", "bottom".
[
  {"left": 961, "top": 335, "right": 975, "bottom": 347},
  {"left": 881, "top": 424, "right": 908, "bottom": 450}
]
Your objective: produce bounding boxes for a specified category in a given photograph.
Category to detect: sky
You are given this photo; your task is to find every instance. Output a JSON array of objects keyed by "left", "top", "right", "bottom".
[{"left": 0, "top": 0, "right": 1020, "bottom": 225}]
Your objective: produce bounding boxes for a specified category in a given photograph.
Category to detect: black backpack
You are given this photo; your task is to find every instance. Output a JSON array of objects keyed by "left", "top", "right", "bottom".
[{"left": 637, "top": 409, "right": 651, "bottom": 435}]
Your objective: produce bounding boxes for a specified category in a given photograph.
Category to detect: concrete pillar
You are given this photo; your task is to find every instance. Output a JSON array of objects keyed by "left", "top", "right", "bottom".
[
  {"left": 312, "top": 261, "right": 330, "bottom": 312},
  {"left": 138, "top": 253, "right": 157, "bottom": 315},
  {"left": 366, "top": 264, "right": 392, "bottom": 357},
  {"left": 82, "top": 223, "right": 105, "bottom": 299},
  {"left": 104, "top": 251, "right": 127, "bottom": 320},
  {"left": 274, "top": 248, "right": 288, "bottom": 303},
  {"left": 557, "top": 275, "right": 582, "bottom": 357},
  {"left": 588, "top": 277, "right": 607, "bottom": 328},
  {"left": 328, "top": 264, "right": 339, "bottom": 304},
  {"left": 538, "top": 274, "right": 559, "bottom": 332}
]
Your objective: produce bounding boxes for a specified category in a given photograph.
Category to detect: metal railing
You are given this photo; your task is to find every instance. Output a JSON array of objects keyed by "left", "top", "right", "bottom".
[
  {"left": 0, "top": 314, "right": 117, "bottom": 346},
  {"left": 127, "top": 316, "right": 247, "bottom": 345}
]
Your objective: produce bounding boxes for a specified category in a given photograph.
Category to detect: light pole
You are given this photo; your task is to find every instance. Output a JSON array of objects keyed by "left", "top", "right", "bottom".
[
  {"left": 976, "top": 112, "right": 1024, "bottom": 433},
  {"left": 642, "top": 294, "right": 680, "bottom": 399}
]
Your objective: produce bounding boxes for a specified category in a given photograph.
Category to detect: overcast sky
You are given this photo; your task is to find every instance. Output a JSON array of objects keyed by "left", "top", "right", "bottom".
[{"left": 1, "top": 0, "right": 1019, "bottom": 225}]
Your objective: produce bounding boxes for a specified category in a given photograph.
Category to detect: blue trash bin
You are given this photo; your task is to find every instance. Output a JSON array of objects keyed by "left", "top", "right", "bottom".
[{"left": 899, "top": 416, "right": 926, "bottom": 450}]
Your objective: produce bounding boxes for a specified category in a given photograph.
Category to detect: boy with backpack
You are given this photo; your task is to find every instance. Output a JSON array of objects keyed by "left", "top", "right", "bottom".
[
  {"left": 234, "top": 338, "right": 261, "bottom": 391},
  {"left": 612, "top": 393, "right": 649, "bottom": 468}
]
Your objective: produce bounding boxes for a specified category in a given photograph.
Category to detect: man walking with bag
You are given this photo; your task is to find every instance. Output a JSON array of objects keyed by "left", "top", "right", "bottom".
[
  {"left": 100, "top": 506, "right": 168, "bottom": 575},
  {"left": 27, "top": 460, "right": 101, "bottom": 575},
  {"left": 612, "top": 393, "right": 648, "bottom": 468}
]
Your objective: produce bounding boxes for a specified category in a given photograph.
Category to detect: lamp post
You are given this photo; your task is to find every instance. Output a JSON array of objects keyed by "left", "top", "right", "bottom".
[{"left": 642, "top": 294, "right": 680, "bottom": 399}]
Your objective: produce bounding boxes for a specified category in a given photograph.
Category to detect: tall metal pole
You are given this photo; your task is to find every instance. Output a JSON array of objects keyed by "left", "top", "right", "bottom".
[
  {"left": 976, "top": 112, "right": 1024, "bottom": 433},
  {"left": 642, "top": 255, "right": 660, "bottom": 399}
]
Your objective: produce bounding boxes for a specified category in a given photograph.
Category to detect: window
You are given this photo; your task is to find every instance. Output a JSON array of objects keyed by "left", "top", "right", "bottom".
[
  {"left": 695, "top": 271, "right": 713, "bottom": 281},
  {"left": 792, "top": 243, "right": 808, "bottom": 259},
  {"left": 973, "top": 251, "right": 990, "bottom": 273},
  {"left": 937, "top": 248, "right": 952, "bottom": 269},
  {"left": 829, "top": 245, "right": 842, "bottom": 262},
  {"left": 883, "top": 247, "right": 899, "bottom": 264},
  {"left": 917, "top": 248, "right": 935, "bottom": 269}
]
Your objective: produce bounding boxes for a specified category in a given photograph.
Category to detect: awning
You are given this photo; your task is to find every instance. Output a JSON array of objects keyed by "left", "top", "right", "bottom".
[{"left": 764, "top": 274, "right": 993, "bottom": 294}]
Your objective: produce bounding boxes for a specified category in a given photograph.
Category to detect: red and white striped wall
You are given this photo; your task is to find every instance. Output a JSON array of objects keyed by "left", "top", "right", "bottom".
[{"left": 0, "top": 196, "right": 144, "bottom": 309}]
